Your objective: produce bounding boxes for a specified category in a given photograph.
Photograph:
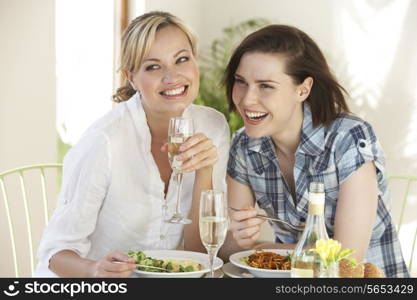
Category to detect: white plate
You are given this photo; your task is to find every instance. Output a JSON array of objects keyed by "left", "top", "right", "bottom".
[
  {"left": 132, "top": 250, "right": 223, "bottom": 278},
  {"left": 229, "top": 249, "right": 292, "bottom": 278},
  {"left": 222, "top": 262, "right": 254, "bottom": 278},
  {"left": 207, "top": 268, "right": 224, "bottom": 278}
]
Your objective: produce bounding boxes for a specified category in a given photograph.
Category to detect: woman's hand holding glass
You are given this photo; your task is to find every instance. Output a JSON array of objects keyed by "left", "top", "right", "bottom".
[
  {"left": 166, "top": 117, "right": 194, "bottom": 224},
  {"left": 175, "top": 132, "right": 219, "bottom": 173},
  {"left": 161, "top": 133, "right": 218, "bottom": 171},
  {"left": 229, "top": 206, "right": 266, "bottom": 249},
  {"left": 165, "top": 117, "right": 219, "bottom": 224}
]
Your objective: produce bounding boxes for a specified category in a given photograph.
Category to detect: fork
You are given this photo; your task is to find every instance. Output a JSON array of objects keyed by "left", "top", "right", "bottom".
[
  {"left": 112, "top": 261, "right": 172, "bottom": 272},
  {"left": 228, "top": 207, "right": 305, "bottom": 232}
]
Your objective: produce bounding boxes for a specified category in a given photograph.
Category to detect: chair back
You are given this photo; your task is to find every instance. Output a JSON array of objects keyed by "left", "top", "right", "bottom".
[
  {"left": 0, "top": 163, "right": 62, "bottom": 277},
  {"left": 388, "top": 175, "right": 417, "bottom": 276}
]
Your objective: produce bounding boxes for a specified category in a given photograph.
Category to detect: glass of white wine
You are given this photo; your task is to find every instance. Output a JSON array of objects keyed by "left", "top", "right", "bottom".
[
  {"left": 167, "top": 117, "right": 194, "bottom": 224},
  {"left": 199, "top": 190, "right": 228, "bottom": 278}
]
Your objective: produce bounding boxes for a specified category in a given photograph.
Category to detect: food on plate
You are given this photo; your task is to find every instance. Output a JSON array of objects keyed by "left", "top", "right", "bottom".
[
  {"left": 339, "top": 259, "right": 385, "bottom": 278},
  {"left": 364, "top": 262, "right": 385, "bottom": 278},
  {"left": 339, "top": 258, "right": 364, "bottom": 277},
  {"left": 127, "top": 250, "right": 201, "bottom": 272},
  {"left": 241, "top": 250, "right": 291, "bottom": 270}
]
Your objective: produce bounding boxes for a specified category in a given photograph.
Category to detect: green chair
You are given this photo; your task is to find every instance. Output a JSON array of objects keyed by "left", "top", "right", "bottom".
[
  {"left": 0, "top": 163, "right": 62, "bottom": 277},
  {"left": 388, "top": 175, "right": 417, "bottom": 276}
]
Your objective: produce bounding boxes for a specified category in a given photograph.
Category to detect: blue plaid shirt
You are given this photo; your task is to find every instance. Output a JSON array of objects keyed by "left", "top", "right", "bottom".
[{"left": 227, "top": 103, "right": 409, "bottom": 277}]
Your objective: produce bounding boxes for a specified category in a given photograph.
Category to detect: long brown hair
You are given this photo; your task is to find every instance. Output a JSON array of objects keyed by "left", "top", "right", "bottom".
[
  {"left": 223, "top": 24, "right": 350, "bottom": 127},
  {"left": 113, "top": 11, "right": 197, "bottom": 103}
]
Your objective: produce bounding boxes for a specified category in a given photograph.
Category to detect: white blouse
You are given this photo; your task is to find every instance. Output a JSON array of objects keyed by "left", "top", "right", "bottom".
[{"left": 34, "top": 93, "right": 230, "bottom": 277}]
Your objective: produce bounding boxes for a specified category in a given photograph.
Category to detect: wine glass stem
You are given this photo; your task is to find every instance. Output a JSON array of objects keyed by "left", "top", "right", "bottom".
[
  {"left": 207, "top": 247, "right": 218, "bottom": 278},
  {"left": 175, "top": 172, "right": 183, "bottom": 215}
]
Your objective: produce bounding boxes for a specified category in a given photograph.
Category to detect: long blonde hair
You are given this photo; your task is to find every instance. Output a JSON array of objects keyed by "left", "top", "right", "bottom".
[{"left": 113, "top": 11, "right": 198, "bottom": 103}]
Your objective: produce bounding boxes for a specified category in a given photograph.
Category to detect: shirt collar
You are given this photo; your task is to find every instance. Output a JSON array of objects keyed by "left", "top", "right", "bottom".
[
  {"left": 125, "top": 92, "right": 153, "bottom": 150},
  {"left": 127, "top": 92, "right": 147, "bottom": 125},
  {"left": 297, "top": 103, "right": 326, "bottom": 156},
  {"left": 247, "top": 136, "right": 277, "bottom": 162},
  {"left": 246, "top": 102, "right": 325, "bottom": 158}
]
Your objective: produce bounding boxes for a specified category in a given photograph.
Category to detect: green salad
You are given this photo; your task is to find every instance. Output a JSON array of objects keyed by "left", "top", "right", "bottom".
[{"left": 128, "top": 250, "right": 201, "bottom": 273}]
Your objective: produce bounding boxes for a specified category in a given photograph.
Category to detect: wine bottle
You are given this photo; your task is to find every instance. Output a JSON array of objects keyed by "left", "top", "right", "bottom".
[{"left": 291, "top": 182, "right": 329, "bottom": 277}]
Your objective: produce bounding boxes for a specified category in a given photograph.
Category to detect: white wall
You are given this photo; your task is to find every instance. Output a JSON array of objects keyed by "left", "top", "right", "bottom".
[
  {"left": 144, "top": 0, "right": 202, "bottom": 41},
  {"left": 0, "top": 0, "right": 56, "bottom": 276},
  {"left": 0, "top": 0, "right": 56, "bottom": 170}
]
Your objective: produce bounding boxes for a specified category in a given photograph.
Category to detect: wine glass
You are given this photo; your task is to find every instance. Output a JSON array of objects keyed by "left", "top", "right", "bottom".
[
  {"left": 199, "top": 190, "right": 228, "bottom": 278},
  {"left": 167, "top": 117, "right": 194, "bottom": 224}
]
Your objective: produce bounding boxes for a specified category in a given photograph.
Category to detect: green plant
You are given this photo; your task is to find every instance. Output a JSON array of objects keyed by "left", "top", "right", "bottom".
[{"left": 195, "top": 18, "right": 270, "bottom": 134}]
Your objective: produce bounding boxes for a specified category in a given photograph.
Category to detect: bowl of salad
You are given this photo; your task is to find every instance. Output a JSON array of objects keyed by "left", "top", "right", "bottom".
[{"left": 128, "top": 250, "right": 223, "bottom": 278}]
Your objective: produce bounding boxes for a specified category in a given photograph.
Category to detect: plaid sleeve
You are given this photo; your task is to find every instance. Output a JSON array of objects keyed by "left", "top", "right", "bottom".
[
  {"left": 336, "top": 121, "right": 386, "bottom": 185},
  {"left": 227, "top": 131, "right": 250, "bottom": 186}
]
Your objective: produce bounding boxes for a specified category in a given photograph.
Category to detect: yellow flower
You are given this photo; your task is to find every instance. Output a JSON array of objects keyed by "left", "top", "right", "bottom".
[
  {"left": 312, "top": 239, "right": 356, "bottom": 266},
  {"left": 314, "top": 239, "right": 331, "bottom": 262},
  {"left": 328, "top": 240, "right": 341, "bottom": 261}
]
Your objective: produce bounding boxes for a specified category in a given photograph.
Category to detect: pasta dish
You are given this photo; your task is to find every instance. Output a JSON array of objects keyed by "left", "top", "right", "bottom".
[{"left": 243, "top": 250, "right": 291, "bottom": 270}]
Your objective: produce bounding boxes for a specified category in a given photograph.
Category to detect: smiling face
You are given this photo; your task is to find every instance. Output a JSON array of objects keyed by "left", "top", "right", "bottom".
[
  {"left": 127, "top": 25, "right": 199, "bottom": 116},
  {"left": 232, "top": 52, "right": 311, "bottom": 140}
]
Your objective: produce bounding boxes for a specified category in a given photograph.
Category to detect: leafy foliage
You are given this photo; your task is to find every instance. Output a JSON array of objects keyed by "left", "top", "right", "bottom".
[{"left": 195, "top": 18, "right": 270, "bottom": 134}]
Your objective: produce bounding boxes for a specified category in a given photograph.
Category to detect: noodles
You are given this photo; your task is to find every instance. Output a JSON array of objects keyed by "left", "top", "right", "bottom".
[{"left": 245, "top": 250, "right": 291, "bottom": 270}]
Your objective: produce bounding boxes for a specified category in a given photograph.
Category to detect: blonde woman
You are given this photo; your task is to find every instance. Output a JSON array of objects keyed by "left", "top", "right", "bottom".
[{"left": 35, "top": 11, "right": 230, "bottom": 277}]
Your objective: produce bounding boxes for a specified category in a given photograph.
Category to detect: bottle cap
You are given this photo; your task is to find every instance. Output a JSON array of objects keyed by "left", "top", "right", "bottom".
[
  {"left": 309, "top": 182, "right": 324, "bottom": 193},
  {"left": 309, "top": 182, "right": 325, "bottom": 205}
]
